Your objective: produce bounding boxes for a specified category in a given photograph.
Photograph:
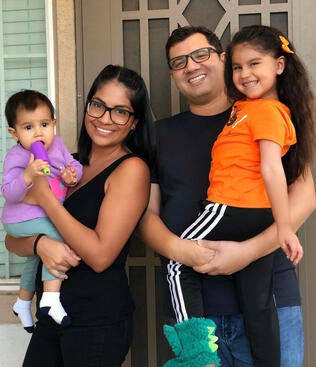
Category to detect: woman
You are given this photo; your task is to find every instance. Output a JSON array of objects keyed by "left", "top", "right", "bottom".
[{"left": 6, "top": 64, "right": 155, "bottom": 367}]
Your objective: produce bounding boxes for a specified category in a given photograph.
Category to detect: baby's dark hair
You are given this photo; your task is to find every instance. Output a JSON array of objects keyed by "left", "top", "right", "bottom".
[
  {"left": 225, "top": 25, "right": 316, "bottom": 184},
  {"left": 5, "top": 89, "right": 55, "bottom": 128},
  {"left": 165, "top": 25, "right": 223, "bottom": 61}
]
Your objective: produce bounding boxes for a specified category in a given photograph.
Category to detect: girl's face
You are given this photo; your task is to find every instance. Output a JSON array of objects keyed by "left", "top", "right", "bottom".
[
  {"left": 8, "top": 103, "right": 56, "bottom": 151},
  {"left": 231, "top": 42, "right": 285, "bottom": 100},
  {"left": 85, "top": 80, "right": 137, "bottom": 150}
]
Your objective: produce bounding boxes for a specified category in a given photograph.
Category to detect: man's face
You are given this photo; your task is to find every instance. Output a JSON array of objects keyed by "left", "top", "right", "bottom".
[{"left": 168, "top": 33, "right": 225, "bottom": 105}]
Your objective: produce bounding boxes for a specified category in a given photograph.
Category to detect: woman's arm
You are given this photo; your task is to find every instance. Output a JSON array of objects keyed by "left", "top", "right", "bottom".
[
  {"left": 138, "top": 183, "right": 216, "bottom": 267},
  {"left": 5, "top": 235, "right": 81, "bottom": 279},
  {"left": 195, "top": 166, "right": 316, "bottom": 275},
  {"left": 30, "top": 157, "right": 150, "bottom": 272}
]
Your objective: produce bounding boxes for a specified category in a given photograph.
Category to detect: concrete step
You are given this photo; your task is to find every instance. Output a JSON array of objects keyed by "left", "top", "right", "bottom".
[
  {"left": 0, "top": 280, "right": 32, "bottom": 366},
  {"left": 0, "top": 279, "right": 36, "bottom": 323}
]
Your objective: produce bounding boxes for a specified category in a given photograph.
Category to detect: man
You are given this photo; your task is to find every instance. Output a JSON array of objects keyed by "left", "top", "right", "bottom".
[{"left": 139, "top": 25, "right": 316, "bottom": 366}]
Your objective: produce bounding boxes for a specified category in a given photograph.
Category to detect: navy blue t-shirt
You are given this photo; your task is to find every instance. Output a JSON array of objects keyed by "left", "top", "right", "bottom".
[{"left": 152, "top": 109, "right": 301, "bottom": 317}]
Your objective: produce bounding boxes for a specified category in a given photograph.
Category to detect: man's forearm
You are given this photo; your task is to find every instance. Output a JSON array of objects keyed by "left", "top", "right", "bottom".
[
  {"left": 138, "top": 209, "right": 212, "bottom": 267},
  {"left": 139, "top": 209, "right": 182, "bottom": 260}
]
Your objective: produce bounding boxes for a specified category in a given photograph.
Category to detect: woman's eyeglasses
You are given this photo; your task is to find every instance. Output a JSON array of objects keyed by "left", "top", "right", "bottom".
[{"left": 87, "top": 99, "right": 134, "bottom": 125}]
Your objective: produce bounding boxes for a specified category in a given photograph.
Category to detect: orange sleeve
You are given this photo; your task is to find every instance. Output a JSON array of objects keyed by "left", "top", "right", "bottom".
[{"left": 248, "top": 100, "right": 296, "bottom": 151}]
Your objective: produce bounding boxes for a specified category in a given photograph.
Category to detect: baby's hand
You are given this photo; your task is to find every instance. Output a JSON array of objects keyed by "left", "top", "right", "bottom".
[
  {"left": 278, "top": 227, "right": 303, "bottom": 266},
  {"left": 23, "top": 154, "right": 50, "bottom": 186},
  {"left": 60, "top": 164, "right": 78, "bottom": 186}
]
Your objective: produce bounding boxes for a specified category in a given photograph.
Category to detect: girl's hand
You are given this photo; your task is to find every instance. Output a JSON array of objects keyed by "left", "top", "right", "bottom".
[
  {"left": 278, "top": 229, "right": 304, "bottom": 266},
  {"left": 60, "top": 164, "right": 78, "bottom": 186},
  {"left": 23, "top": 154, "right": 50, "bottom": 186}
]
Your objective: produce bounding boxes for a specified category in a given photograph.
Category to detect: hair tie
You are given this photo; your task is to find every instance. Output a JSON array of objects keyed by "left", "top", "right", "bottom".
[{"left": 279, "top": 35, "right": 294, "bottom": 54}]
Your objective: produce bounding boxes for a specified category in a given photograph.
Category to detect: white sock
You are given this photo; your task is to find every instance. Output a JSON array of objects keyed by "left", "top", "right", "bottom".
[
  {"left": 40, "top": 292, "right": 71, "bottom": 326},
  {"left": 13, "top": 297, "right": 34, "bottom": 332}
]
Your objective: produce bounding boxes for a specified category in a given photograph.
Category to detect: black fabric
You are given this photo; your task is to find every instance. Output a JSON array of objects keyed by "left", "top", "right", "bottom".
[
  {"left": 153, "top": 109, "right": 301, "bottom": 318},
  {"left": 23, "top": 319, "right": 133, "bottom": 367},
  {"left": 37, "top": 154, "right": 135, "bottom": 326}
]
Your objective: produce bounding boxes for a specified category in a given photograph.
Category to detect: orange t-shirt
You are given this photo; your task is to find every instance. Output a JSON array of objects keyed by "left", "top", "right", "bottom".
[{"left": 207, "top": 99, "right": 296, "bottom": 208}]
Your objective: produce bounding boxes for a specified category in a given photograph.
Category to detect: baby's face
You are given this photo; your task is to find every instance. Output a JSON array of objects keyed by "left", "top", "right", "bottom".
[{"left": 8, "top": 103, "right": 56, "bottom": 151}]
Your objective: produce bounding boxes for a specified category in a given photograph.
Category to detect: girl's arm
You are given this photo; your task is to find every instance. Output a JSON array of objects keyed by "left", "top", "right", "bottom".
[
  {"left": 29, "top": 157, "right": 150, "bottom": 272},
  {"left": 260, "top": 139, "right": 303, "bottom": 262},
  {"left": 195, "top": 166, "right": 315, "bottom": 275}
]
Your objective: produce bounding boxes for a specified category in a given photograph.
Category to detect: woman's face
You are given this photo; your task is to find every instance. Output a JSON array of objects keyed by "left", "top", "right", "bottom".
[{"left": 85, "top": 80, "right": 137, "bottom": 150}]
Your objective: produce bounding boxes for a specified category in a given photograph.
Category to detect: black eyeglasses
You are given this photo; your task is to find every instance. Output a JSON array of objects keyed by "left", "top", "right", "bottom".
[
  {"left": 168, "top": 47, "right": 219, "bottom": 70},
  {"left": 87, "top": 99, "right": 134, "bottom": 125}
]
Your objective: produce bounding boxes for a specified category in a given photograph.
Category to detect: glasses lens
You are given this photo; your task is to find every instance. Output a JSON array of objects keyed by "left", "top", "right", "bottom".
[
  {"left": 191, "top": 48, "right": 211, "bottom": 63},
  {"left": 111, "top": 107, "right": 131, "bottom": 125},
  {"left": 169, "top": 56, "right": 187, "bottom": 70},
  {"left": 88, "top": 100, "right": 105, "bottom": 118}
]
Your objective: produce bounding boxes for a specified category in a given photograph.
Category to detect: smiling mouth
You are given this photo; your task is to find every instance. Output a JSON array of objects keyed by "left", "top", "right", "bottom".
[
  {"left": 96, "top": 127, "right": 113, "bottom": 133},
  {"left": 242, "top": 80, "right": 258, "bottom": 88},
  {"left": 188, "top": 74, "right": 206, "bottom": 84}
]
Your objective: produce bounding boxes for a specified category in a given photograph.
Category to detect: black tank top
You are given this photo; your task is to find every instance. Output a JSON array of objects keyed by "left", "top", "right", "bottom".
[{"left": 36, "top": 154, "right": 136, "bottom": 326}]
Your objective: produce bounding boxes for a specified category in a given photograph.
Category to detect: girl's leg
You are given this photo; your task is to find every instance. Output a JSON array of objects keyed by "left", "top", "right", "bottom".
[{"left": 235, "top": 254, "right": 280, "bottom": 367}]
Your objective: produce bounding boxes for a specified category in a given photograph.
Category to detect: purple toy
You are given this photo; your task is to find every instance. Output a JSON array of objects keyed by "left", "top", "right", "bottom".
[{"left": 30, "top": 141, "right": 51, "bottom": 175}]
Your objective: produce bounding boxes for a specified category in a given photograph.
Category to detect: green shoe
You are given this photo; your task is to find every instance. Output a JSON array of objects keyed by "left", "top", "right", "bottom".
[{"left": 163, "top": 317, "right": 221, "bottom": 367}]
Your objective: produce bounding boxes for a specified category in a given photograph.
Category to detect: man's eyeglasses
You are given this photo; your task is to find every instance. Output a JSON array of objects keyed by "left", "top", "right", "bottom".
[
  {"left": 87, "top": 99, "right": 134, "bottom": 125},
  {"left": 168, "top": 47, "right": 219, "bottom": 71}
]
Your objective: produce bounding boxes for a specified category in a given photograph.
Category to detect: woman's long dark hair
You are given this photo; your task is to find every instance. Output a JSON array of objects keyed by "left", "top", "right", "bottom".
[
  {"left": 78, "top": 64, "right": 155, "bottom": 167},
  {"left": 225, "top": 25, "right": 316, "bottom": 184}
]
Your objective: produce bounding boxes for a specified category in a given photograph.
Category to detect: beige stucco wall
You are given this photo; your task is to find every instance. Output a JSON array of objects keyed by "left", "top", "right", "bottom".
[{"left": 53, "top": 0, "right": 77, "bottom": 153}]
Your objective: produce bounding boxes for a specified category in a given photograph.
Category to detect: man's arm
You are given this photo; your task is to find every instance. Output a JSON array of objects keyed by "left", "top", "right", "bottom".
[
  {"left": 195, "top": 166, "right": 316, "bottom": 275},
  {"left": 138, "top": 183, "right": 215, "bottom": 267}
]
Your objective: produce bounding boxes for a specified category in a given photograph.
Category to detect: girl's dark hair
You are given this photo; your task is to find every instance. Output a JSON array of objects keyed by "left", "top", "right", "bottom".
[
  {"left": 225, "top": 25, "right": 316, "bottom": 184},
  {"left": 5, "top": 89, "right": 55, "bottom": 128},
  {"left": 165, "top": 25, "right": 223, "bottom": 61},
  {"left": 78, "top": 64, "right": 156, "bottom": 167}
]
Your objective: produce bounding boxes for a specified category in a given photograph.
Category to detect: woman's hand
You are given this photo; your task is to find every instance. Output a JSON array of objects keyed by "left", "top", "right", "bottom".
[
  {"left": 23, "top": 175, "right": 51, "bottom": 205},
  {"left": 193, "top": 239, "right": 254, "bottom": 275},
  {"left": 36, "top": 236, "right": 81, "bottom": 279}
]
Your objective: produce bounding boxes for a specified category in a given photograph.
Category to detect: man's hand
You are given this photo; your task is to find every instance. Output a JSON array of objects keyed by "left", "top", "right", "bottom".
[{"left": 193, "top": 239, "right": 254, "bottom": 275}]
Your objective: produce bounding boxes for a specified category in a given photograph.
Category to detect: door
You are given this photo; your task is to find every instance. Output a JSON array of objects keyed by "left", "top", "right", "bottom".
[{"left": 74, "top": 1, "right": 316, "bottom": 366}]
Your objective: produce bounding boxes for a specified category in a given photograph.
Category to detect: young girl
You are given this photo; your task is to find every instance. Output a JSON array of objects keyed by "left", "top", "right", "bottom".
[
  {"left": 1, "top": 90, "right": 83, "bottom": 331},
  {"left": 165, "top": 25, "right": 315, "bottom": 367}
]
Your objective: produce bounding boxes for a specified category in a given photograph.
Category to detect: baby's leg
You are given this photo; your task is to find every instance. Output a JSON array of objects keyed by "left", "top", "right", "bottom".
[
  {"left": 40, "top": 273, "right": 71, "bottom": 326},
  {"left": 13, "top": 288, "right": 35, "bottom": 333},
  {"left": 13, "top": 254, "right": 40, "bottom": 333}
]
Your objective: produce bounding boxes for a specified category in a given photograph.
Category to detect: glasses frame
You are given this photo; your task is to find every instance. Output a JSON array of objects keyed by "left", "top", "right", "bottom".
[
  {"left": 86, "top": 99, "right": 134, "bottom": 126},
  {"left": 168, "top": 47, "right": 219, "bottom": 71}
]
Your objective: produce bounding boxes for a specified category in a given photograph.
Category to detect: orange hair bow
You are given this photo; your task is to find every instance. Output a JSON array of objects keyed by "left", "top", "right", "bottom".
[{"left": 279, "top": 35, "right": 294, "bottom": 54}]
